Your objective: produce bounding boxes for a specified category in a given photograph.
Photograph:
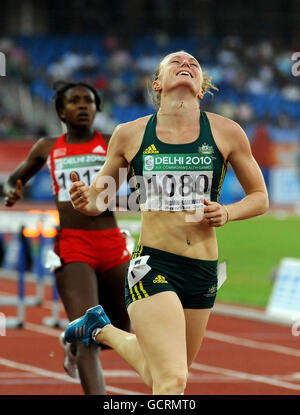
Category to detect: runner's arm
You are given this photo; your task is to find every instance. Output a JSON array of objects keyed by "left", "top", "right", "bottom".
[
  {"left": 223, "top": 123, "right": 269, "bottom": 222},
  {"left": 3, "top": 138, "right": 52, "bottom": 207},
  {"left": 69, "top": 124, "right": 129, "bottom": 216}
]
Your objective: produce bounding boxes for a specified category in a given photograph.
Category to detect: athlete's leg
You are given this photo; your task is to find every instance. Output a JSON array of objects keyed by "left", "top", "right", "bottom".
[
  {"left": 184, "top": 308, "right": 212, "bottom": 367},
  {"left": 96, "top": 324, "right": 153, "bottom": 389},
  {"left": 55, "top": 262, "right": 106, "bottom": 395},
  {"left": 97, "top": 262, "right": 153, "bottom": 383},
  {"left": 98, "top": 262, "right": 131, "bottom": 332},
  {"left": 65, "top": 291, "right": 187, "bottom": 393},
  {"left": 95, "top": 263, "right": 152, "bottom": 389},
  {"left": 101, "top": 291, "right": 188, "bottom": 395}
]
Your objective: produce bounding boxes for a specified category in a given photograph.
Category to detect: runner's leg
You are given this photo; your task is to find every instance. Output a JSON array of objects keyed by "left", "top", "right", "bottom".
[
  {"left": 55, "top": 262, "right": 106, "bottom": 395},
  {"left": 98, "top": 262, "right": 131, "bottom": 332},
  {"left": 184, "top": 308, "right": 212, "bottom": 366},
  {"left": 96, "top": 262, "right": 153, "bottom": 389},
  {"left": 96, "top": 324, "right": 153, "bottom": 389},
  {"left": 122, "top": 291, "right": 187, "bottom": 394}
]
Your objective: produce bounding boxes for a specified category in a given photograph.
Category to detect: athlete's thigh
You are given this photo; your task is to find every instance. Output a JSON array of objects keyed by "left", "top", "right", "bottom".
[
  {"left": 98, "top": 262, "right": 130, "bottom": 332},
  {"left": 55, "top": 262, "right": 99, "bottom": 320},
  {"left": 184, "top": 308, "right": 212, "bottom": 367},
  {"left": 127, "top": 291, "right": 187, "bottom": 376}
]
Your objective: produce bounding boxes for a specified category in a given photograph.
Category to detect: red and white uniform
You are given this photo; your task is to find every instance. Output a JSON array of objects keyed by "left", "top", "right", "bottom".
[
  {"left": 47, "top": 131, "right": 107, "bottom": 202},
  {"left": 47, "top": 132, "right": 131, "bottom": 272}
]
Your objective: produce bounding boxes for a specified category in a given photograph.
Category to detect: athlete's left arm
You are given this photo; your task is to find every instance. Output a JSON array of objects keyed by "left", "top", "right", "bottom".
[{"left": 222, "top": 122, "right": 269, "bottom": 222}]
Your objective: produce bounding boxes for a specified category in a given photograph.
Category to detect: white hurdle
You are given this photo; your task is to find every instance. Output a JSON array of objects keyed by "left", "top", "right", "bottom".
[
  {"left": 0, "top": 210, "right": 66, "bottom": 328},
  {"left": 0, "top": 211, "right": 48, "bottom": 327}
]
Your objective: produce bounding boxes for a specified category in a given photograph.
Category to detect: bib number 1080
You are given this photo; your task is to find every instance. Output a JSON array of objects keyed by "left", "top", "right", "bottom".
[{"left": 146, "top": 174, "right": 209, "bottom": 197}]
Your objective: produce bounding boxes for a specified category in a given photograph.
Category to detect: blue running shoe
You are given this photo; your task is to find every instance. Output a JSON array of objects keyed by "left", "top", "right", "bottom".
[{"left": 64, "top": 305, "right": 111, "bottom": 345}]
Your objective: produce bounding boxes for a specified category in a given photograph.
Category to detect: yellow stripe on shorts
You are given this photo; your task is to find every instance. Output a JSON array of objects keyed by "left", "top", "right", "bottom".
[
  {"left": 132, "top": 244, "right": 143, "bottom": 259},
  {"left": 129, "top": 287, "right": 136, "bottom": 302},
  {"left": 139, "top": 281, "right": 149, "bottom": 298},
  {"left": 129, "top": 280, "right": 148, "bottom": 302},
  {"left": 134, "top": 284, "right": 142, "bottom": 300}
]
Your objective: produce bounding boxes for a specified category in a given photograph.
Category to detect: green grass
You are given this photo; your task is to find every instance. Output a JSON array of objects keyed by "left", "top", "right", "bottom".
[
  {"left": 116, "top": 212, "right": 300, "bottom": 308},
  {"left": 215, "top": 214, "right": 300, "bottom": 307}
]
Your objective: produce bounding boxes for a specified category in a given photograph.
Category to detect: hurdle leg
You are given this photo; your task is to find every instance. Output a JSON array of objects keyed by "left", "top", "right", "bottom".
[
  {"left": 43, "top": 272, "right": 68, "bottom": 328},
  {"left": 22, "top": 233, "right": 45, "bottom": 306},
  {"left": 34, "top": 234, "right": 46, "bottom": 306},
  {"left": 5, "top": 234, "right": 26, "bottom": 328}
]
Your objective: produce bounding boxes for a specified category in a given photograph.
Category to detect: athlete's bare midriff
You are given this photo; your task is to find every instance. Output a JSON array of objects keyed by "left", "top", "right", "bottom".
[
  {"left": 56, "top": 199, "right": 117, "bottom": 230},
  {"left": 139, "top": 210, "right": 218, "bottom": 260}
]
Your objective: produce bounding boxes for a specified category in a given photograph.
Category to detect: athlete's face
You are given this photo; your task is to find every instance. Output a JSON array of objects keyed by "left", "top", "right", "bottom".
[
  {"left": 153, "top": 52, "right": 203, "bottom": 98},
  {"left": 60, "top": 87, "right": 97, "bottom": 127}
]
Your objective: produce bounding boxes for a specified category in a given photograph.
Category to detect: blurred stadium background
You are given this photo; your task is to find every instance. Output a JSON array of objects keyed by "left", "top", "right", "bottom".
[{"left": 0, "top": 0, "right": 300, "bottom": 309}]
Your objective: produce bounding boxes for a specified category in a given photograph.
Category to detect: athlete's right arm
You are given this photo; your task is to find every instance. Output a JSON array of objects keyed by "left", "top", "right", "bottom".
[
  {"left": 69, "top": 123, "right": 132, "bottom": 216},
  {"left": 69, "top": 119, "right": 145, "bottom": 216},
  {"left": 3, "top": 138, "right": 53, "bottom": 207}
]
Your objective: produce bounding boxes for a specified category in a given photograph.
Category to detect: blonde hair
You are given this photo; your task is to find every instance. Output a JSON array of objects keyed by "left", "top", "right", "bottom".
[{"left": 149, "top": 50, "right": 218, "bottom": 110}]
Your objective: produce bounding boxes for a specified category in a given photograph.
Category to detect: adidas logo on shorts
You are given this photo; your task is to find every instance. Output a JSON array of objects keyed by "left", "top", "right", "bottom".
[
  {"left": 153, "top": 275, "right": 168, "bottom": 284},
  {"left": 143, "top": 144, "right": 159, "bottom": 154}
]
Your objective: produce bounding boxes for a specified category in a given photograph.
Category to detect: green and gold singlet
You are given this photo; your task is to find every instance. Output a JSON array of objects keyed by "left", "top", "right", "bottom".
[{"left": 129, "top": 112, "right": 227, "bottom": 211}]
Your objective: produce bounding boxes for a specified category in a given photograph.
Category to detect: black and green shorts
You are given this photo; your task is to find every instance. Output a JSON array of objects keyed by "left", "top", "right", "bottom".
[{"left": 124, "top": 245, "right": 218, "bottom": 309}]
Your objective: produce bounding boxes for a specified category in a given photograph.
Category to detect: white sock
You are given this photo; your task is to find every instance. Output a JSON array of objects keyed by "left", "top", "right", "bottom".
[{"left": 91, "top": 327, "right": 102, "bottom": 342}]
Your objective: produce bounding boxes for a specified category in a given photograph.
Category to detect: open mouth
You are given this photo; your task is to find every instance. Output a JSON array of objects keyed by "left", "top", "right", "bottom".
[
  {"left": 176, "top": 70, "right": 193, "bottom": 78},
  {"left": 77, "top": 112, "right": 90, "bottom": 120}
]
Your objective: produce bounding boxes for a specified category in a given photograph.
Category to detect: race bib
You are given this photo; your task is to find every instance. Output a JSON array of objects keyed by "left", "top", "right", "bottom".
[
  {"left": 141, "top": 153, "right": 213, "bottom": 211},
  {"left": 127, "top": 255, "right": 151, "bottom": 289},
  {"left": 54, "top": 154, "right": 106, "bottom": 201}
]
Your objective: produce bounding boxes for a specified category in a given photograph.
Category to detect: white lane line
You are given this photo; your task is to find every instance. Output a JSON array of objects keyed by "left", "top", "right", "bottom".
[
  {"left": 103, "top": 370, "right": 139, "bottom": 378},
  {"left": 25, "top": 322, "right": 64, "bottom": 337},
  {"left": 192, "top": 363, "right": 300, "bottom": 392},
  {"left": 205, "top": 330, "right": 300, "bottom": 357},
  {"left": 0, "top": 357, "right": 146, "bottom": 395},
  {"left": 0, "top": 379, "right": 71, "bottom": 385},
  {"left": 0, "top": 372, "right": 41, "bottom": 378},
  {"left": 25, "top": 322, "right": 300, "bottom": 361},
  {"left": 189, "top": 372, "right": 300, "bottom": 383},
  {"left": 1, "top": 371, "right": 299, "bottom": 386},
  {"left": 0, "top": 369, "right": 140, "bottom": 379}
]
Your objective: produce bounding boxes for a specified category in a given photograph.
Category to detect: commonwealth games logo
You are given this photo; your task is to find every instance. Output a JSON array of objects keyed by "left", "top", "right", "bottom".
[{"left": 144, "top": 155, "right": 154, "bottom": 171}]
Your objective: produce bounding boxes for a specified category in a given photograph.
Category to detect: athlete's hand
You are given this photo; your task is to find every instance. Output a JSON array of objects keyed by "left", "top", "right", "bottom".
[
  {"left": 69, "top": 172, "right": 100, "bottom": 216},
  {"left": 203, "top": 198, "right": 229, "bottom": 227},
  {"left": 4, "top": 179, "right": 23, "bottom": 207}
]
